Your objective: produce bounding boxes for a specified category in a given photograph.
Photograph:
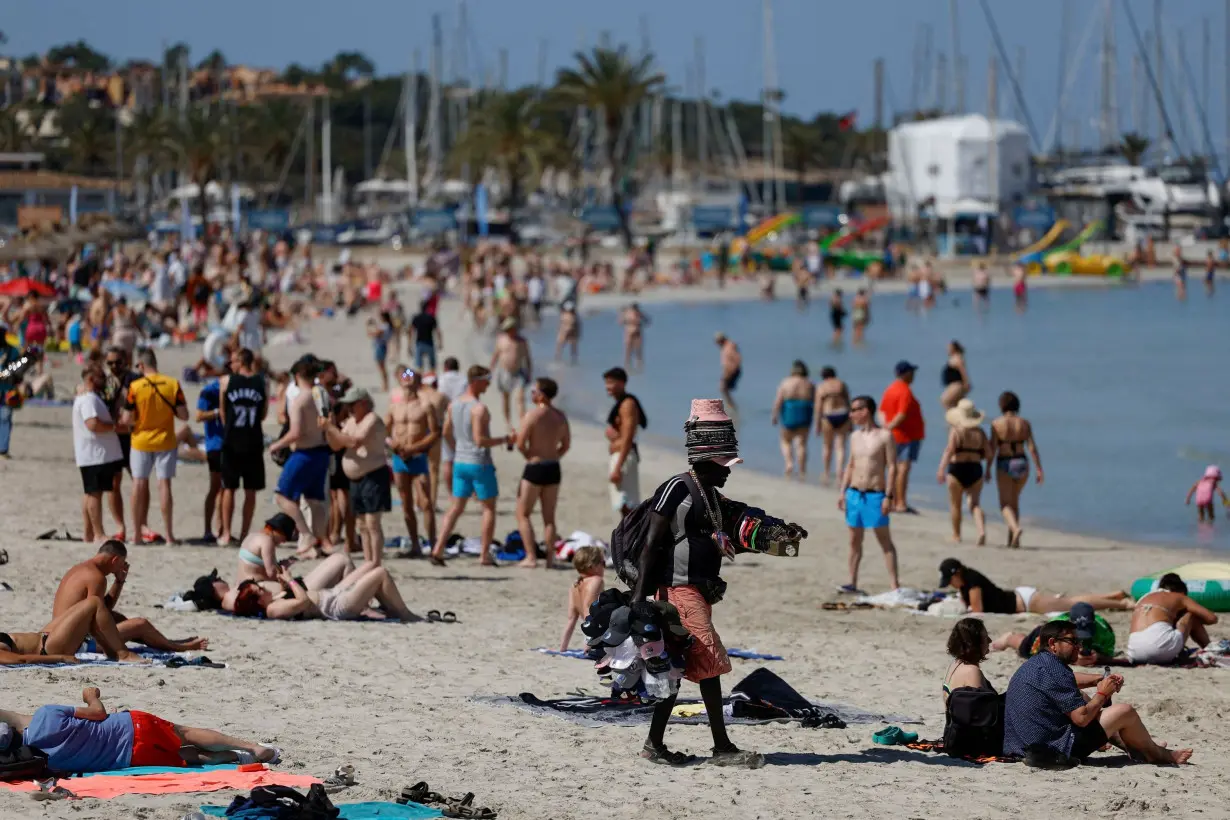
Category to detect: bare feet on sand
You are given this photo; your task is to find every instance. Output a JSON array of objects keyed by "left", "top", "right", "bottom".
[
  {"left": 170, "top": 637, "right": 209, "bottom": 651},
  {"left": 116, "top": 650, "right": 151, "bottom": 664}
]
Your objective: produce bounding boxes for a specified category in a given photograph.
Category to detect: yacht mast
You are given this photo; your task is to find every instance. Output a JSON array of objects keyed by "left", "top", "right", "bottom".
[
  {"left": 1098, "top": 0, "right": 1117, "bottom": 149},
  {"left": 425, "top": 14, "right": 443, "bottom": 198},
  {"left": 949, "top": 0, "right": 964, "bottom": 113},
  {"left": 406, "top": 50, "right": 419, "bottom": 207}
]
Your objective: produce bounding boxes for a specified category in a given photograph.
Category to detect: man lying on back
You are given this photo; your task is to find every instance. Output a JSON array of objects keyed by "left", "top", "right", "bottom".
[{"left": 52, "top": 540, "right": 208, "bottom": 653}]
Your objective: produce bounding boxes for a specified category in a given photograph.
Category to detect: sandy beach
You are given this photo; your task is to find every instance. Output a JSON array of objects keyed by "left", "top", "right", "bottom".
[{"left": 1, "top": 267, "right": 1226, "bottom": 820}]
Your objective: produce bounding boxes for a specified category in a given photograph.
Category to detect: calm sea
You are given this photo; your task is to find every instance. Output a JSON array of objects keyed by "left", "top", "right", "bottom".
[{"left": 525, "top": 281, "right": 1230, "bottom": 550}]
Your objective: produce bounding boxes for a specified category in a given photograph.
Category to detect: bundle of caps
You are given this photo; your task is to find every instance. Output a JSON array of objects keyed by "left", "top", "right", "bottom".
[
  {"left": 581, "top": 588, "right": 693, "bottom": 700},
  {"left": 732, "top": 506, "right": 807, "bottom": 558}
]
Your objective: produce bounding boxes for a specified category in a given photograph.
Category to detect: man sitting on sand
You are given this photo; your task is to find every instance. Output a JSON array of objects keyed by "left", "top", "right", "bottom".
[
  {"left": 1126, "top": 573, "right": 1218, "bottom": 665},
  {"left": 1004, "top": 621, "right": 1192, "bottom": 767},
  {"left": 52, "top": 540, "right": 208, "bottom": 653},
  {"left": 1, "top": 687, "right": 278, "bottom": 773}
]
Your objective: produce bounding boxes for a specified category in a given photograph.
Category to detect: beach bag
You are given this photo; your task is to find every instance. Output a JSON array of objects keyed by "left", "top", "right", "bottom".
[
  {"left": 0, "top": 745, "right": 48, "bottom": 782},
  {"left": 610, "top": 496, "right": 656, "bottom": 587},
  {"left": 942, "top": 687, "right": 1005, "bottom": 759}
]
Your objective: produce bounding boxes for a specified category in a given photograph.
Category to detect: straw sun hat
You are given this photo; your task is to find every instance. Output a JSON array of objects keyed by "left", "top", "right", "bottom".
[{"left": 944, "top": 398, "right": 985, "bottom": 429}]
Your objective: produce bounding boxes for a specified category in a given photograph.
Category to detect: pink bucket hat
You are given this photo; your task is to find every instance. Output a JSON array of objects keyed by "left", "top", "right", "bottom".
[
  {"left": 1206, "top": 465, "right": 1223, "bottom": 480},
  {"left": 684, "top": 399, "right": 742, "bottom": 467}
]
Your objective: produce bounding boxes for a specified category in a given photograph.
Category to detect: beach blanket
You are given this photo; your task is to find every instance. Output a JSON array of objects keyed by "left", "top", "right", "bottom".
[
  {"left": 74, "top": 763, "right": 242, "bottom": 778},
  {"left": 0, "top": 646, "right": 225, "bottom": 671},
  {"left": 904, "top": 740, "right": 1021, "bottom": 765},
  {"left": 533, "top": 647, "right": 783, "bottom": 661},
  {"left": 1106, "top": 646, "right": 1230, "bottom": 669},
  {"left": 202, "top": 801, "right": 443, "bottom": 819},
  {"left": 0, "top": 766, "right": 318, "bottom": 799}
]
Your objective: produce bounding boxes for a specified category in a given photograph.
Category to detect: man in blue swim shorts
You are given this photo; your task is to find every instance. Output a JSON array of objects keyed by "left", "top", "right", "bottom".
[
  {"left": 835, "top": 395, "right": 900, "bottom": 595},
  {"left": 268, "top": 358, "right": 332, "bottom": 556},
  {"left": 387, "top": 369, "right": 441, "bottom": 554}
]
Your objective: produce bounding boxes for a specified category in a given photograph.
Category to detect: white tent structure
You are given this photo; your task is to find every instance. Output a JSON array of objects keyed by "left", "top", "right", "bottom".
[{"left": 886, "top": 115, "right": 1031, "bottom": 221}]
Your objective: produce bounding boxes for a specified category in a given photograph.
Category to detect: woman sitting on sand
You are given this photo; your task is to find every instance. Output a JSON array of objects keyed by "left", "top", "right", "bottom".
[
  {"left": 989, "top": 391, "right": 1043, "bottom": 548},
  {"left": 939, "top": 558, "right": 1133, "bottom": 616},
  {"left": 233, "top": 563, "right": 421, "bottom": 622},
  {"left": 936, "top": 399, "right": 992, "bottom": 545},
  {"left": 942, "top": 619, "right": 1003, "bottom": 758},
  {"left": 0, "top": 597, "right": 146, "bottom": 665},
  {"left": 939, "top": 340, "right": 970, "bottom": 410}
]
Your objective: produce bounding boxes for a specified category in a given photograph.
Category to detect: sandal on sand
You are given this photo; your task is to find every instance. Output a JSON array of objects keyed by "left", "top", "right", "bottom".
[
  {"left": 427, "top": 610, "right": 442, "bottom": 622},
  {"left": 141, "top": 532, "right": 167, "bottom": 545},
  {"left": 441, "top": 611, "right": 457, "bottom": 623},
  {"left": 30, "top": 779, "right": 76, "bottom": 801},
  {"left": 322, "top": 764, "right": 356, "bottom": 793},
  {"left": 399, "top": 782, "right": 447, "bottom": 806},
  {"left": 640, "top": 743, "right": 698, "bottom": 766},
  {"left": 708, "top": 747, "right": 766, "bottom": 769},
  {"left": 442, "top": 793, "right": 497, "bottom": 819},
  {"left": 0, "top": 549, "right": 7, "bottom": 566}
]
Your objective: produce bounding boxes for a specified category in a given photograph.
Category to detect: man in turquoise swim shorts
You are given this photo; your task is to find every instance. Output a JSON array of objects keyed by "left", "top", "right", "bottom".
[
  {"left": 836, "top": 395, "right": 900, "bottom": 595},
  {"left": 430, "top": 366, "right": 513, "bottom": 566}
]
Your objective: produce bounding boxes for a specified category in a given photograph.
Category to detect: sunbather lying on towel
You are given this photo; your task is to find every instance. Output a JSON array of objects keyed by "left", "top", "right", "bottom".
[
  {"left": 0, "top": 597, "right": 147, "bottom": 665},
  {"left": 53, "top": 540, "right": 208, "bottom": 652},
  {"left": 233, "top": 563, "right": 422, "bottom": 622},
  {"left": 236, "top": 513, "right": 300, "bottom": 584},
  {"left": 0, "top": 687, "right": 278, "bottom": 773},
  {"left": 185, "top": 552, "right": 355, "bottom": 613}
]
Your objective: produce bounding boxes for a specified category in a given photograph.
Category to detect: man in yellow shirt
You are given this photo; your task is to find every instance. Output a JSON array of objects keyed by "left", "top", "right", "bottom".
[{"left": 122, "top": 350, "right": 188, "bottom": 544}]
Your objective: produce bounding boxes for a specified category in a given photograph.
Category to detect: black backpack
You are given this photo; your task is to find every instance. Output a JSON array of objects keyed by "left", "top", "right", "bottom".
[
  {"left": 0, "top": 745, "right": 48, "bottom": 782},
  {"left": 942, "top": 687, "right": 1005, "bottom": 759},
  {"left": 612, "top": 473, "right": 709, "bottom": 587}
]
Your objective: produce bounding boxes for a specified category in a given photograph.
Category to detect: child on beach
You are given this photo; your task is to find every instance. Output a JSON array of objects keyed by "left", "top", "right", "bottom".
[
  {"left": 559, "top": 546, "right": 605, "bottom": 651},
  {"left": 1186, "top": 465, "right": 1228, "bottom": 522}
]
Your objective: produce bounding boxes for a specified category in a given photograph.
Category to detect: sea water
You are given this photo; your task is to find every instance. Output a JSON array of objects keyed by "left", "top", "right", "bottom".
[{"left": 525, "top": 281, "right": 1230, "bottom": 550}]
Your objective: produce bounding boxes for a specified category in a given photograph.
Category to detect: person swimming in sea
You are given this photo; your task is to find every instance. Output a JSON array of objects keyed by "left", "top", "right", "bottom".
[
  {"left": 1204, "top": 250, "right": 1217, "bottom": 297},
  {"left": 1186, "top": 465, "right": 1228, "bottom": 523},
  {"left": 1011, "top": 264, "right": 1027, "bottom": 311},
  {"left": 771, "top": 360, "right": 814, "bottom": 479},
  {"left": 972, "top": 262, "right": 991, "bottom": 307},
  {"left": 1173, "top": 244, "right": 1187, "bottom": 300}
]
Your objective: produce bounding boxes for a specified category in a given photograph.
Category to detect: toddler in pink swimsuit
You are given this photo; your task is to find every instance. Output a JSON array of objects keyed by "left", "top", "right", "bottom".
[{"left": 1187, "top": 465, "right": 1228, "bottom": 522}]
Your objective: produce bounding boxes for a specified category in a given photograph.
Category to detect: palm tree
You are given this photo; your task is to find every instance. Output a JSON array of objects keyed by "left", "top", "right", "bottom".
[
  {"left": 56, "top": 99, "right": 113, "bottom": 175},
  {"left": 0, "top": 106, "right": 34, "bottom": 153},
  {"left": 554, "top": 46, "right": 664, "bottom": 247},
  {"left": 126, "top": 108, "right": 173, "bottom": 219},
  {"left": 239, "top": 100, "right": 303, "bottom": 204},
  {"left": 1119, "top": 132, "right": 1151, "bottom": 166},
  {"left": 169, "top": 107, "right": 233, "bottom": 225},
  {"left": 451, "top": 88, "right": 557, "bottom": 239}
]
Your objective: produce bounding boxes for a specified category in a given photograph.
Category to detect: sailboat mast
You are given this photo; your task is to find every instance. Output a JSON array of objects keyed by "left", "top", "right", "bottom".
[
  {"left": 406, "top": 50, "right": 419, "bottom": 208},
  {"left": 321, "top": 95, "right": 332, "bottom": 224},
  {"left": 696, "top": 37, "right": 708, "bottom": 178},
  {"left": 949, "top": 0, "right": 964, "bottom": 113}
]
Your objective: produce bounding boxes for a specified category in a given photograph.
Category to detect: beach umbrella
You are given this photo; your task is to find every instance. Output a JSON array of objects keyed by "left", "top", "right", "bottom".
[
  {"left": 101, "top": 279, "right": 150, "bottom": 305},
  {"left": 0, "top": 277, "right": 56, "bottom": 298}
]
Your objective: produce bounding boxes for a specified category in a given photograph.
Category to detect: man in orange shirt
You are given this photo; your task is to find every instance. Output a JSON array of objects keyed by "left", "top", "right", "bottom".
[{"left": 880, "top": 360, "right": 924, "bottom": 513}]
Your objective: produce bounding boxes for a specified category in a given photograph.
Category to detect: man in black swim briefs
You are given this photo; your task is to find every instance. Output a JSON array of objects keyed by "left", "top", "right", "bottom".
[{"left": 515, "top": 378, "right": 571, "bottom": 569}]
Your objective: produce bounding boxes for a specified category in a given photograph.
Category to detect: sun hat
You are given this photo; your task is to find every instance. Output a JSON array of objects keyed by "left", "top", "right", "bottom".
[
  {"left": 1206, "top": 465, "right": 1223, "bottom": 480},
  {"left": 944, "top": 398, "right": 986, "bottom": 429},
  {"left": 337, "top": 386, "right": 371, "bottom": 405},
  {"left": 684, "top": 398, "right": 742, "bottom": 467}
]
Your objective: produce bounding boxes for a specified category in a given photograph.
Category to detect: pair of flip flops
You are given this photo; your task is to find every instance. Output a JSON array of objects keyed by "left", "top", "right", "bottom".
[
  {"left": 872, "top": 726, "right": 919, "bottom": 746},
  {"left": 164, "top": 656, "right": 226, "bottom": 669},
  {"left": 426, "top": 610, "right": 457, "bottom": 623},
  {"left": 399, "top": 782, "right": 497, "bottom": 819},
  {"left": 35, "top": 529, "right": 77, "bottom": 542}
]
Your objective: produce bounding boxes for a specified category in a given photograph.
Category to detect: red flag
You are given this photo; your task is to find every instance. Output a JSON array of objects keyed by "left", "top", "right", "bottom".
[{"left": 837, "top": 111, "right": 857, "bottom": 131}]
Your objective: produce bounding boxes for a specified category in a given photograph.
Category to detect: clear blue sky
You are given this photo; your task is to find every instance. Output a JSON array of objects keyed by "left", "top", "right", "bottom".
[{"left": 6, "top": 0, "right": 1229, "bottom": 159}]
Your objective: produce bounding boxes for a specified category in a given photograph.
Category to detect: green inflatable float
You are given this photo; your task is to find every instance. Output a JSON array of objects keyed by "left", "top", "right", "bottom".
[{"left": 1130, "top": 562, "right": 1230, "bottom": 612}]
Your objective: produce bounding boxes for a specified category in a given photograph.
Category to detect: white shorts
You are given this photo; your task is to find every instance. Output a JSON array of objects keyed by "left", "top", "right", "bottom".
[
  {"left": 1126, "top": 621, "right": 1186, "bottom": 664},
  {"left": 608, "top": 450, "right": 640, "bottom": 513},
  {"left": 131, "top": 448, "right": 177, "bottom": 481},
  {"left": 1015, "top": 586, "right": 1037, "bottom": 612}
]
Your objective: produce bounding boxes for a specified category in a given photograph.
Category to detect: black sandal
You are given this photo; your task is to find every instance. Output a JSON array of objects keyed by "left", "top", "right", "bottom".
[
  {"left": 427, "top": 610, "right": 442, "bottom": 622},
  {"left": 441, "top": 611, "right": 457, "bottom": 623},
  {"left": 442, "top": 793, "right": 497, "bottom": 819},
  {"left": 640, "top": 743, "right": 698, "bottom": 766},
  {"left": 399, "top": 782, "right": 447, "bottom": 806}
]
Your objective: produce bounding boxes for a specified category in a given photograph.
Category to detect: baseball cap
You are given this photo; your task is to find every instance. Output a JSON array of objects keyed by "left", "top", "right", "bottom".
[
  {"left": 894, "top": 360, "right": 918, "bottom": 376},
  {"left": 938, "top": 558, "right": 963, "bottom": 588},
  {"left": 1068, "top": 602, "right": 1096, "bottom": 640},
  {"left": 264, "top": 513, "right": 299, "bottom": 542},
  {"left": 337, "top": 386, "right": 370, "bottom": 404},
  {"left": 591, "top": 605, "right": 633, "bottom": 648}
]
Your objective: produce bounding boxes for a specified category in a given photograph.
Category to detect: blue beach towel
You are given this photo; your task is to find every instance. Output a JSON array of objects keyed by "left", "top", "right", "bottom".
[
  {"left": 74, "top": 763, "right": 240, "bottom": 778},
  {"left": 202, "top": 802, "right": 443, "bottom": 819},
  {"left": 533, "top": 647, "right": 783, "bottom": 661}
]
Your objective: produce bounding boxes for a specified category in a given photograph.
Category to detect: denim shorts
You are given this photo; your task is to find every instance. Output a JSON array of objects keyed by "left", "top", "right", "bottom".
[{"left": 895, "top": 440, "right": 921, "bottom": 462}]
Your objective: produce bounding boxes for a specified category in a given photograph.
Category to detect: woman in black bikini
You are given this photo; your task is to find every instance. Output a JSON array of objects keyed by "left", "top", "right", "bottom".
[
  {"left": 936, "top": 399, "right": 992, "bottom": 545},
  {"left": 0, "top": 597, "right": 142, "bottom": 665},
  {"left": 939, "top": 340, "right": 969, "bottom": 410},
  {"left": 988, "top": 391, "right": 1043, "bottom": 548}
]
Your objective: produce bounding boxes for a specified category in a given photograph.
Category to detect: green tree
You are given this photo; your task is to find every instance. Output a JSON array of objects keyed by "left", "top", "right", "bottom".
[
  {"left": 126, "top": 108, "right": 174, "bottom": 219},
  {"left": 169, "top": 107, "right": 233, "bottom": 224},
  {"left": 1119, "top": 132, "right": 1151, "bottom": 166},
  {"left": 783, "top": 124, "right": 821, "bottom": 183},
  {"left": 0, "top": 106, "right": 35, "bottom": 153},
  {"left": 46, "top": 40, "right": 110, "bottom": 72},
  {"left": 56, "top": 98, "right": 114, "bottom": 175},
  {"left": 450, "top": 88, "right": 557, "bottom": 238},
  {"left": 554, "top": 45, "right": 664, "bottom": 247}
]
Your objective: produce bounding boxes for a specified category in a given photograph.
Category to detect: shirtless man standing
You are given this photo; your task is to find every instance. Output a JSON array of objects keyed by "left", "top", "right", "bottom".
[
  {"left": 814, "top": 366, "right": 852, "bottom": 485},
  {"left": 555, "top": 306, "right": 581, "bottom": 364},
  {"left": 770, "top": 360, "right": 813, "bottom": 479},
  {"left": 416, "top": 371, "right": 450, "bottom": 515},
  {"left": 386, "top": 370, "right": 441, "bottom": 555},
  {"left": 714, "top": 333, "right": 742, "bottom": 415},
  {"left": 515, "top": 377, "right": 571, "bottom": 569},
  {"left": 52, "top": 540, "right": 207, "bottom": 653},
  {"left": 87, "top": 291, "right": 111, "bottom": 347},
  {"left": 619, "top": 303, "right": 649, "bottom": 371},
  {"left": 490, "top": 318, "right": 532, "bottom": 429},
  {"left": 604, "top": 367, "right": 646, "bottom": 519},
  {"left": 327, "top": 388, "right": 391, "bottom": 567},
  {"left": 836, "top": 395, "right": 900, "bottom": 594},
  {"left": 268, "top": 359, "right": 331, "bottom": 557}
]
